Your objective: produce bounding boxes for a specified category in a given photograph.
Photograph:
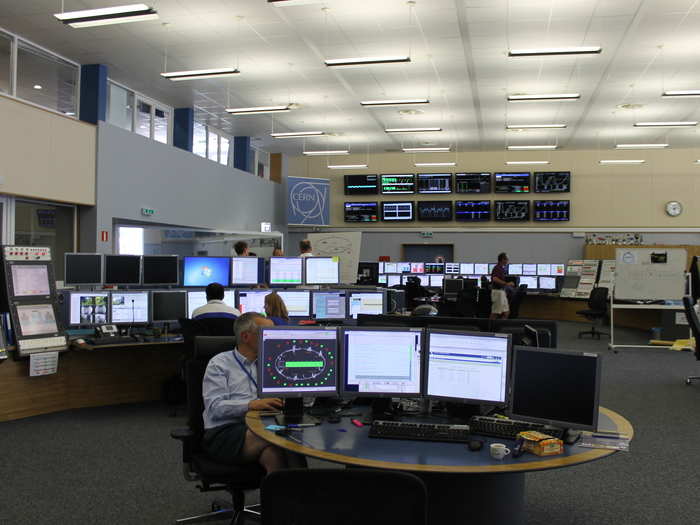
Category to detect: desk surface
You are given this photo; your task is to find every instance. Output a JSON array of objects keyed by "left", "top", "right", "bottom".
[{"left": 247, "top": 406, "right": 633, "bottom": 474}]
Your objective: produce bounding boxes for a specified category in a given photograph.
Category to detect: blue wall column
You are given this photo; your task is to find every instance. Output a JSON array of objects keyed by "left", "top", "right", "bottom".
[
  {"left": 173, "top": 108, "right": 194, "bottom": 152},
  {"left": 234, "top": 136, "right": 253, "bottom": 173},
  {"left": 79, "top": 64, "right": 108, "bottom": 124}
]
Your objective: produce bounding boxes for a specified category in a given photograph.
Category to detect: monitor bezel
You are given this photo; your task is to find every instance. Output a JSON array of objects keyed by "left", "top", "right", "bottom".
[
  {"left": 10, "top": 301, "right": 64, "bottom": 339},
  {"left": 109, "top": 290, "right": 151, "bottom": 325},
  {"left": 304, "top": 256, "right": 340, "bottom": 285},
  {"left": 230, "top": 256, "right": 265, "bottom": 286},
  {"left": 103, "top": 254, "right": 143, "bottom": 286},
  {"left": 181, "top": 255, "right": 232, "bottom": 288},
  {"left": 141, "top": 255, "right": 180, "bottom": 286},
  {"left": 311, "top": 290, "right": 348, "bottom": 320},
  {"left": 66, "top": 290, "right": 111, "bottom": 327},
  {"left": 6, "top": 261, "right": 54, "bottom": 300},
  {"left": 64, "top": 252, "right": 104, "bottom": 286},
  {"left": 347, "top": 290, "right": 387, "bottom": 319},
  {"left": 269, "top": 256, "right": 304, "bottom": 287},
  {"left": 344, "top": 201, "right": 379, "bottom": 223},
  {"left": 150, "top": 289, "right": 188, "bottom": 323}
]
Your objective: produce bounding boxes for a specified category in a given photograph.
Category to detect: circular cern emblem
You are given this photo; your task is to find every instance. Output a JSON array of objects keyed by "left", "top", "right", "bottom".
[{"left": 290, "top": 180, "right": 328, "bottom": 224}]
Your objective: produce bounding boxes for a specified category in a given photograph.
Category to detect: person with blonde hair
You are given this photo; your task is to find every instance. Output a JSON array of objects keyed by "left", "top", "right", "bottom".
[{"left": 264, "top": 292, "right": 290, "bottom": 325}]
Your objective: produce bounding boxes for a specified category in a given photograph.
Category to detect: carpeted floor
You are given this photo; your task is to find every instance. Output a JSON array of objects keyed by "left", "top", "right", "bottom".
[{"left": 1, "top": 321, "right": 699, "bottom": 524}]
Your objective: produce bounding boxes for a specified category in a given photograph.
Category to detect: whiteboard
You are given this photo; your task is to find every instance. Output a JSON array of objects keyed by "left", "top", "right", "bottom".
[
  {"left": 308, "top": 232, "right": 362, "bottom": 285},
  {"left": 614, "top": 248, "right": 686, "bottom": 300}
]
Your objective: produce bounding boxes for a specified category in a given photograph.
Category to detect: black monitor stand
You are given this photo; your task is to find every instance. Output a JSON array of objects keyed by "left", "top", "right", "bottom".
[{"left": 275, "top": 398, "right": 319, "bottom": 426}]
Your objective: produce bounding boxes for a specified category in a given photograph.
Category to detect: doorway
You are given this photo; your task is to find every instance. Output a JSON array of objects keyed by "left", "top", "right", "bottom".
[{"left": 402, "top": 244, "right": 454, "bottom": 262}]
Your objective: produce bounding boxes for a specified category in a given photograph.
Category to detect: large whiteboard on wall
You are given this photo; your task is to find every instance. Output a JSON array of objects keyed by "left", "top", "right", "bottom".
[
  {"left": 308, "top": 232, "right": 362, "bottom": 285},
  {"left": 614, "top": 248, "right": 687, "bottom": 300}
]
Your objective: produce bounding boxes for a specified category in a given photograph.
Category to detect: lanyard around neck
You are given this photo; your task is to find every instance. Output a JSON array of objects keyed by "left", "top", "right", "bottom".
[{"left": 233, "top": 351, "right": 258, "bottom": 390}]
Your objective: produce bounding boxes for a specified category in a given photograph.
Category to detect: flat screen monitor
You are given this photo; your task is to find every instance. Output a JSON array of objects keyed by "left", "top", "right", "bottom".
[
  {"left": 474, "top": 263, "right": 488, "bottom": 275},
  {"left": 312, "top": 291, "right": 347, "bottom": 320},
  {"left": 552, "top": 264, "right": 565, "bottom": 276},
  {"left": 344, "top": 202, "right": 379, "bottom": 222},
  {"left": 508, "top": 263, "right": 522, "bottom": 275},
  {"left": 276, "top": 290, "right": 311, "bottom": 318},
  {"left": 348, "top": 292, "right": 384, "bottom": 319},
  {"left": 305, "top": 257, "right": 340, "bottom": 285},
  {"left": 142, "top": 255, "right": 179, "bottom": 285},
  {"left": 259, "top": 327, "right": 339, "bottom": 397},
  {"left": 538, "top": 276, "right": 557, "bottom": 290},
  {"left": 519, "top": 276, "right": 538, "bottom": 289},
  {"left": 444, "top": 278, "right": 463, "bottom": 294},
  {"left": 381, "top": 201, "right": 415, "bottom": 221},
  {"left": 494, "top": 173, "right": 530, "bottom": 193},
  {"left": 417, "top": 201, "right": 452, "bottom": 221},
  {"left": 182, "top": 256, "right": 231, "bottom": 287},
  {"left": 231, "top": 257, "right": 264, "bottom": 286},
  {"left": 10, "top": 264, "right": 51, "bottom": 297},
  {"left": 445, "top": 262, "right": 460, "bottom": 274},
  {"left": 344, "top": 174, "right": 379, "bottom": 195},
  {"left": 381, "top": 174, "right": 415, "bottom": 194},
  {"left": 397, "top": 262, "right": 411, "bottom": 273},
  {"left": 417, "top": 173, "right": 452, "bottom": 194},
  {"left": 537, "top": 264, "right": 551, "bottom": 276},
  {"left": 429, "top": 275, "right": 444, "bottom": 288},
  {"left": 237, "top": 289, "right": 272, "bottom": 314},
  {"left": 15, "top": 303, "right": 59, "bottom": 336},
  {"left": 110, "top": 291, "right": 149, "bottom": 324},
  {"left": 509, "top": 348, "right": 601, "bottom": 431},
  {"left": 534, "top": 200, "right": 570, "bottom": 222},
  {"left": 402, "top": 274, "right": 429, "bottom": 287},
  {"left": 378, "top": 274, "right": 387, "bottom": 284},
  {"left": 522, "top": 264, "right": 537, "bottom": 276},
  {"left": 64, "top": 253, "right": 102, "bottom": 285},
  {"left": 534, "top": 171, "right": 571, "bottom": 193},
  {"left": 410, "top": 262, "right": 424, "bottom": 274},
  {"left": 104, "top": 255, "right": 141, "bottom": 285},
  {"left": 494, "top": 200, "right": 530, "bottom": 221},
  {"left": 269, "top": 257, "right": 303, "bottom": 286},
  {"left": 424, "top": 262, "right": 444, "bottom": 274},
  {"left": 69, "top": 292, "right": 109, "bottom": 325},
  {"left": 459, "top": 263, "right": 473, "bottom": 275},
  {"left": 151, "top": 291, "right": 187, "bottom": 323},
  {"left": 187, "top": 290, "right": 237, "bottom": 318},
  {"left": 455, "top": 173, "right": 491, "bottom": 193},
  {"left": 455, "top": 200, "right": 491, "bottom": 221},
  {"left": 489, "top": 263, "right": 496, "bottom": 272},
  {"left": 387, "top": 275, "right": 401, "bottom": 287},
  {"left": 384, "top": 262, "right": 398, "bottom": 273},
  {"left": 425, "top": 330, "right": 511, "bottom": 404},
  {"left": 341, "top": 327, "right": 423, "bottom": 397}
]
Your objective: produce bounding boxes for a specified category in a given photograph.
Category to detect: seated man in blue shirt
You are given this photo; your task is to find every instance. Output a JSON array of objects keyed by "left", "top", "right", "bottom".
[
  {"left": 201, "top": 312, "right": 302, "bottom": 473},
  {"left": 192, "top": 282, "right": 241, "bottom": 320}
]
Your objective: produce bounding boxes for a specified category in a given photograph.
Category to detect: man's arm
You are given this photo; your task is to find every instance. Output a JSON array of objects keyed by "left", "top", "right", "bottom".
[
  {"left": 492, "top": 276, "right": 514, "bottom": 287},
  {"left": 202, "top": 361, "right": 251, "bottom": 424}
]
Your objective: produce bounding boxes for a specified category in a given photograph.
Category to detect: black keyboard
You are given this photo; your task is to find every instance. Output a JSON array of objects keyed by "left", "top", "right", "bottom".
[
  {"left": 86, "top": 336, "right": 137, "bottom": 346},
  {"left": 469, "top": 415, "right": 564, "bottom": 440},
  {"left": 369, "top": 420, "right": 471, "bottom": 443}
]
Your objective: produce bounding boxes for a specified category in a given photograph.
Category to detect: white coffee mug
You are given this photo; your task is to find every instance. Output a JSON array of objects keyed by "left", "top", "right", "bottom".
[{"left": 490, "top": 443, "right": 511, "bottom": 460}]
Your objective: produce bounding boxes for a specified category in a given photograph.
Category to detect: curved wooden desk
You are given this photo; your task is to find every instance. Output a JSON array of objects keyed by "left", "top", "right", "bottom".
[{"left": 247, "top": 407, "right": 633, "bottom": 525}]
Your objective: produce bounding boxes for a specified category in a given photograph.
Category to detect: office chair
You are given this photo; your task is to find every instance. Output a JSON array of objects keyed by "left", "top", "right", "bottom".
[
  {"left": 455, "top": 284, "right": 478, "bottom": 317},
  {"left": 476, "top": 284, "right": 492, "bottom": 318},
  {"left": 170, "top": 342, "right": 264, "bottom": 525},
  {"left": 194, "top": 335, "right": 236, "bottom": 362},
  {"left": 508, "top": 284, "right": 529, "bottom": 319},
  {"left": 681, "top": 296, "right": 700, "bottom": 385},
  {"left": 260, "top": 469, "right": 428, "bottom": 525},
  {"left": 576, "top": 287, "right": 609, "bottom": 339}
]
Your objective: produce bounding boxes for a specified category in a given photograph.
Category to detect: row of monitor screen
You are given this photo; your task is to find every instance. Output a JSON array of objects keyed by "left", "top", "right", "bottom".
[
  {"left": 379, "top": 261, "right": 566, "bottom": 276},
  {"left": 380, "top": 274, "right": 559, "bottom": 291},
  {"left": 345, "top": 200, "right": 570, "bottom": 222},
  {"left": 64, "top": 254, "right": 339, "bottom": 287},
  {"left": 345, "top": 172, "right": 571, "bottom": 195},
  {"left": 64, "top": 289, "right": 386, "bottom": 325},
  {"left": 258, "top": 326, "right": 600, "bottom": 432}
]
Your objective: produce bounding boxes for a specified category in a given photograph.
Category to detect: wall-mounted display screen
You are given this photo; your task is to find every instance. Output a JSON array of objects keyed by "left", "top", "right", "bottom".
[
  {"left": 344, "top": 202, "right": 379, "bottom": 222},
  {"left": 534, "top": 171, "right": 571, "bottom": 193},
  {"left": 344, "top": 174, "right": 379, "bottom": 195},
  {"left": 455, "top": 200, "right": 491, "bottom": 221},
  {"left": 381, "top": 201, "right": 415, "bottom": 221},
  {"left": 494, "top": 200, "right": 530, "bottom": 221},
  {"left": 381, "top": 174, "right": 415, "bottom": 194},
  {"left": 494, "top": 173, "right": 530, "bottom": 193},
  {"left": 424, "top": 262, "right": 445, "bottom": 274},
  {"left": 534, "top": 200, "right": 570, "bottom": 221},
  {"left": 417, "top": 201, "right": 452, "bottom": 221},
  {"left": 454, "top": 173, "right": 491, "bottom": 193},
  {"left": 417, "top": 173, "right": 452, "bottom": 194}
]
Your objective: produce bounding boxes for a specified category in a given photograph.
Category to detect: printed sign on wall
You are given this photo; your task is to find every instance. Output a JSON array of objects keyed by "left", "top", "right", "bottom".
[{"left": 288, "top": 177, "right": 330, "bottom": 226}]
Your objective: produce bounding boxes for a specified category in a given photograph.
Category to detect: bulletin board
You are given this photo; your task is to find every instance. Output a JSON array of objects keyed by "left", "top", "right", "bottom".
[{"left": 614, "top": 248, "right": 687, "bottom": 300}]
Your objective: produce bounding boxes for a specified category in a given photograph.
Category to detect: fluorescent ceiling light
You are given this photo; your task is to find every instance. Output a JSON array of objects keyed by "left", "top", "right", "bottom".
[
  {"left": 54, "top": 3, "right": 158, "bottom": 28},
  {"left": 161, "top": 68, "right": 239, "bottom": 81},
  {"left": 615, "top": 143, "right": 669, "bottom": 149},
  {"left": 385, "top": 127, "right": 442, "bottom": 133},
  {"left": 508, "top": 93, "right": 580, "bottom": 102},
  {"left": 634, "top": 121, "right": 697, "bottom": 127},
  {"left": 402, "top": 147, "right": 451, "bottom": 153},
  {"left": 303, "top": 150, "right": 349, "bottom": 156},
  {"left": 599, "top": 159, "right": 645, "bottom": 164},
  {"left": 225, "top": 105, "right": 290, "bottom": 115},
  {"left": 361, "top": 99, "right": 429, "bottom": 107},
  {"left": 268, "top": 0, "right": 323, "bottom": 5},
  {"left": 507, "top": 145, "right": 557, "bottom": 150},
  {"left": 328, "top": 164, "right": 368, "bottom": 169},
  {"left": 271, "top": 131, "right": 325, "bottom": 138},
  {"left": 662, "top": 90, "right": 700, "bottom": 98},
  {"left": 509, "top": 46, "right": 602, "bottom": 57},
  {"left": 414, "top": 162, "right": 456, "bottom": 167},
  {"left": 325, "top": 56, "right": 411, "bottom": 67},
  {"left": 33, "top": 84, "right": 42, "bottom": 90},
  {"left": 506, "top": 124, "right": 567, "bottom": 129},
  {"left": 505, "top": 160, "right": 550, "bottom": 165}
]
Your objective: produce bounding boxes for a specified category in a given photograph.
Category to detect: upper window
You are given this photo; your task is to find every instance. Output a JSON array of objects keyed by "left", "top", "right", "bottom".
[
  {"left": 0, "top": 31, "right": 10, "bottom": 95},
  {"left": 193, "top": 121, "right": 233, "bottom": 167},
  {"left": 107, "top": 82, "right": 134, "bottom": 131},
  {"left": 193, "top": 122, "right": 207, "bottom": 157}
]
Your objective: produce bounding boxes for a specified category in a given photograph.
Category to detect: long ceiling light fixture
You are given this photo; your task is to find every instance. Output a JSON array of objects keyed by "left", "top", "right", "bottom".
[
  {"left": 634, "top": 121, "right": 697, "bottom": 127},
  {"left": 402, "top": 147, "right": 451, "bottom": 153},
  {"left": 508, "top": 93, "right": 580, "bottom": 102},
  {"left": 508, "top": 46, "right": 602, "bottom": 57},
  {"left": 271, "top": 131, "right": 325, "bottom": 138},
  {"left": 268, "top": 0, "right": 325, "bottom": 5},
  {"left": 385, "top": 127, "right": 442, "bottom": 133},
  {"left": 507, "top": 145, "right": 557, "bottom": 150},
  {"left": 226, "top": 105, "right": 291, "bottom": 115},
  {"left": 506, "top": 124, "right": 567, "bottom": 129},
  {"left": 328, "top": 164, "right": 368, "bottom": 169},
  {"left": 161, "top": 68, "right": 240, "bottom": 81},
  {"left": 505, "top": 160, "right": 550, "bottom": 165},
  {"left": 54, "top": 3, "right": 158, "bottom": 28},
  {"left": 615, "top": 143, "right": 669, "bottom": 149},
  {"left": 599, "top": 159, "right": 645, "bottom": 165},
  {"left": 361, "top": 98, "right": 429, "bottom": 107},
  {"left": 662, "top": 90, "right": 700, "bottom": 98},
  {"left": 303, "top": 150, "right": 350, "bottom": 156},
  {"left": 414, "top": 162, "right": 456, "bottom": 167},
  {"left": 325, "top": 56, "right": 411, "bottom": 67}
]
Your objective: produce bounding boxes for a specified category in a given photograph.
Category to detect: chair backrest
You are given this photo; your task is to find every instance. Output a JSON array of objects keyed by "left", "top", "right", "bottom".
[
  {"left": 196, "top": 316, "right": 236, "bottom": 336},
  {"left": 509, "top": 284, "right": 528, "bottom": 319},
  {"left": 588, "top": 287, "right": 608, "bottom": 310},
  {"left": 476, "top": 287, "right": 492, "bottom": 318},
  {"left": 455, "top": 286, "right": 478, "bottom": 317},
  {"left": 261, "top": 468, "right": 428, "bottom": 525},
  {"left": 682, "top": 296, "right": 700, "bottom": 360},
  {"left": 185, "top": 359, "right": 208, "bottom": 439},
  {"left": 194, "top": 336, "right": 236, "bottom": 362}
]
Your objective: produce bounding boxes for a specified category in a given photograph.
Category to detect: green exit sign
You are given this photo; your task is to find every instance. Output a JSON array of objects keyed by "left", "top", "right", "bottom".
[
  {"left": 141, "top": 207, "right": 156, "bottom": 217},
  {"left": 420, "top": 232, "right": 433, "bottom": 238}
]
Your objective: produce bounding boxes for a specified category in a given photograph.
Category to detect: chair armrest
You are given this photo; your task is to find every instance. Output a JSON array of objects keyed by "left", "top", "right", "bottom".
[
  {"left": 171, "top": 427, "right": 194, "bottom": 441},
  {"left": 171, "top": 427, "right": 198, "bottom": 464}
]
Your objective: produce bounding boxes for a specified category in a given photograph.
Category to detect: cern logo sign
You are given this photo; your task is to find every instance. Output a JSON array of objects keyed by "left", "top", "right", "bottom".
[{"left": 288, "top": 177, "right": 330, "bottom": 225}]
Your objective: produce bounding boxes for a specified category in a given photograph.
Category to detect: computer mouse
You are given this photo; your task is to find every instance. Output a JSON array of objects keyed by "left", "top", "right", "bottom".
[
  {"left": 467, "top": 440, "right": 483, "bottom": 452},
  {"left": 327, "top": 415, "right": 341, "bottom": 424}
]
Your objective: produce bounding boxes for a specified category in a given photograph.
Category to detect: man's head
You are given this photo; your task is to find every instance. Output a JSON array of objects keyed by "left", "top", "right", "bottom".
[
  {"left": 234, "top": 312, "right": 273, "bottom": 357},
  {"left": 498, "top": 252, "right": 508, "bottom": 265},
  {"left": 234, "top": 241, "right": 249, "bottom": 256},
  {"left": 272, "top": 247, "right": 284, "bottom": 257},
  {"left": 205, "top": 282, "right": 225, "bottom": 301},
  {"left": 299, "top": 239, "right": 312, "bottom": 254}
]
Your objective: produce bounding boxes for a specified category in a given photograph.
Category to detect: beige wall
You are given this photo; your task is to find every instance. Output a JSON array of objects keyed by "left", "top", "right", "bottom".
[
  {"left": 0, "top": 95, "right": 96, "bottom": 205},
  {"left": 289, "top": 149, "right": 700, "bottom": 229}
]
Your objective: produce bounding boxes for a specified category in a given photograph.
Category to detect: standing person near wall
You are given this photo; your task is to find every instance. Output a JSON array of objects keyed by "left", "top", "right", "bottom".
[
  {"left": 490, "top": 252, "right": 514, "bottom": 320},
  {"left": 299, "top": 239, "right": 313, "bottom": 257},
  {"left": 234, "top": 241, "right": 249, "bottom": 256}
]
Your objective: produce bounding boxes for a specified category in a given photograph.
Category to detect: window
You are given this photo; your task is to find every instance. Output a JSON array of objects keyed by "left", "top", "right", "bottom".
[
  {"left": 193, "top": 121, "right": 233, "bottom": 166},
  {"left": 136, "top": 99, "right": 152, "bottom": 138},
  {"left": 0, "top": 31, "right": 10, "bottom": 95},
  {"left": 208, "top": 131, "right": 219, "bottom": 162},
  {"left": 154, "top": 107, "right": 169, "bottom": 144},
  {"left": 118, "top": 227, "right": 144, "bottom": 255},
  {"left": 16, "top": 39, "right": 78, "bottom": 116},
  {"left": 193, "top": 122, "right": 207, "bottom": 157},
  {"left": 220, "top": 136, "right": 230, "bottom": 166},
  {"left": 107, "top": 82, "right": 134, "bottom": 131}
]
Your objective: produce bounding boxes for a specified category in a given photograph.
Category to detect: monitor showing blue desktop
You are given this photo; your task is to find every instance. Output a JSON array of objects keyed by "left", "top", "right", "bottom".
[{"left": 182, "top": 256, "right": 231, "bottom": 287}]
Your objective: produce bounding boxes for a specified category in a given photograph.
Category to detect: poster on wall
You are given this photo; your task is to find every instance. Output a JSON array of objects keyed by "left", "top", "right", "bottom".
[
  {"left": 308, "top": 231, "right": 362, "bottom": 285},
  {"left": 288, "top": 177, "right": 330, "bottom": 226}
]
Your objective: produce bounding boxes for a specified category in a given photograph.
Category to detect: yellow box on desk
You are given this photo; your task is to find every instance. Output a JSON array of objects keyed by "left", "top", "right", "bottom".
[{"left": 517, "top": 430, "right": 564, "bottom": 456}]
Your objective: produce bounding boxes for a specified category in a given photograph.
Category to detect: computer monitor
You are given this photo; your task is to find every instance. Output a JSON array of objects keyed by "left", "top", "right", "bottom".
[
  {"left": 474, "top": 263, "right": 488, "bottom": 275},
  {"left": 384, "top": 262, "right": 398, "bottom": 274},
  {"left": 110, "top": 291, "right": 149, "bottom": 324},
  {"left": 231, "top": 257, "right": 264, "bottom": 286},
  {"left": 509, "top": 348, "right": 601, "bottom": 431},
  {"left": 417, "top": 201, "right": 452, "bottom": 221},
  {"left": 387, "top": 274, "right": 401, "bottom": 287},
  {"left": 64, "top": 253, "right": 103, "bottom": 285},
  {"left": 151, "top": 290, "right": 187, "bottom": 323},
  {"left": 237, "top": 289, "right": 272, "bottom": 314},
  {"left": 305, "top": 257, "right": 340, "bottom": 285},
  {"left": 488, "top": 263, "right": 496, "bottom": 272},
  {"left": 424, "top": 329, "right": 511, "bottom": 405},
  {"left": 68, "top": 291, "right": 109, "bottom": 325},
  {"left": 15, "top": 303, "right": 59, "bottom": 337},
  {"left": 538, "top": 276, "right": 557, "bottom": 291},
  {"left": 494, "top": 172, "right": 530, "bottom": 193},
  {"left": 104, "top": 255, "right": 142, "bottom": 285},
  {"left": 460, "top": 263, "right": 474, "bottom": 275},
  {"left": 508, "top": 264, "right": 522, "bottom": 275},
  {"left": 444, "top": 278, "right": 463, "bottom": 295},
  {"left": 410, "top": 262, "right": 424, "bottom": 274},
  {"left": 142, "top": 255, "right": 179, "bottom": 285},
  {"left": 269, "top": 257, "right": 303, "bottom": 286},
  {"left": 187, "top": 289, "right": 237, "bottom": 317},
  {"left": 445, "top": 262, "right": 460, "bottom": 274},
  {"left": 344, "top": 174, "right": 379, "bottom": 195},
  {"left": 312, "top": 290, "right": 347, "bottom": 320},
  {"left": 276, "top": 290, "right": 311, "bottom": 318},
  {"left": 344, "top": 201, "right": 379, "bottom": 222},
  {"left": 522, "top": 264, "right": 537, "bottom": 276},
  {"left": 377, "top": 274, "right": 387, "bottom": 285},
  {"left": 348, "top": 291, "right": 385, "bottom": 319},
  {"left": 341, "top": 327, "right": 423, "bottom": 397},
  {"left": 9, "top": 264, "right": 51, "bottom": 297},
  {"left": 381, "top": 174, "right": 415, "bottom": 194},
  {"left": 429, "top": 275, "right": 444, "bottom": 288},
  {"left": 537, "top": 264, "right": 551, "bottom": 276},
  {"left": 396, "top": 262, "right": 411, "bottom": 273},
  {"left": 551, "top": 263, "right": 565, "bottom": 276},
  {"left": 424, "top": 262, "right": 444, "bottom": 274},
  {"left": 519, "top": 276, "right": 538, "bottom": 289},
  {"left": 182, "top": 256, "right": 231, "bottom": 287},
  {"left": 417, "top": 173, "right": 452, "bottom": 194},
  {"left": 381, "top": 201, "right": 415, "bottom": 221}
]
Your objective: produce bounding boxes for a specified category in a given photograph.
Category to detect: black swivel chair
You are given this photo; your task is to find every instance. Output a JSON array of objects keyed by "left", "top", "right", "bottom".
[
  {"left": 576, "top": 287, "right": 609, "bottom": 339},
  {"left": 261, "top": 469, "right": 428, "bottom": 525},
  {"left": 476, "top": 281, "right": 492, "bottom": 318},
  {"left": 455, "top": 283, "right": 478, "bottom": 317},
  {"left": 170, "top": 336, "right": 264, "bottom": 525},
  {"left": 508, "top": 284, "right": 528, "bottom": 319},
  {"left": 681, "top": 296, "right": 700, "bottom": 385}
]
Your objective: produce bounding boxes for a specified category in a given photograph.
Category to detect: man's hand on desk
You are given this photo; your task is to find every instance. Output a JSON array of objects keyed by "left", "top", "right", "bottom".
[{"left": 249, "top": 398, "right": 283, "bottom": 411}]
